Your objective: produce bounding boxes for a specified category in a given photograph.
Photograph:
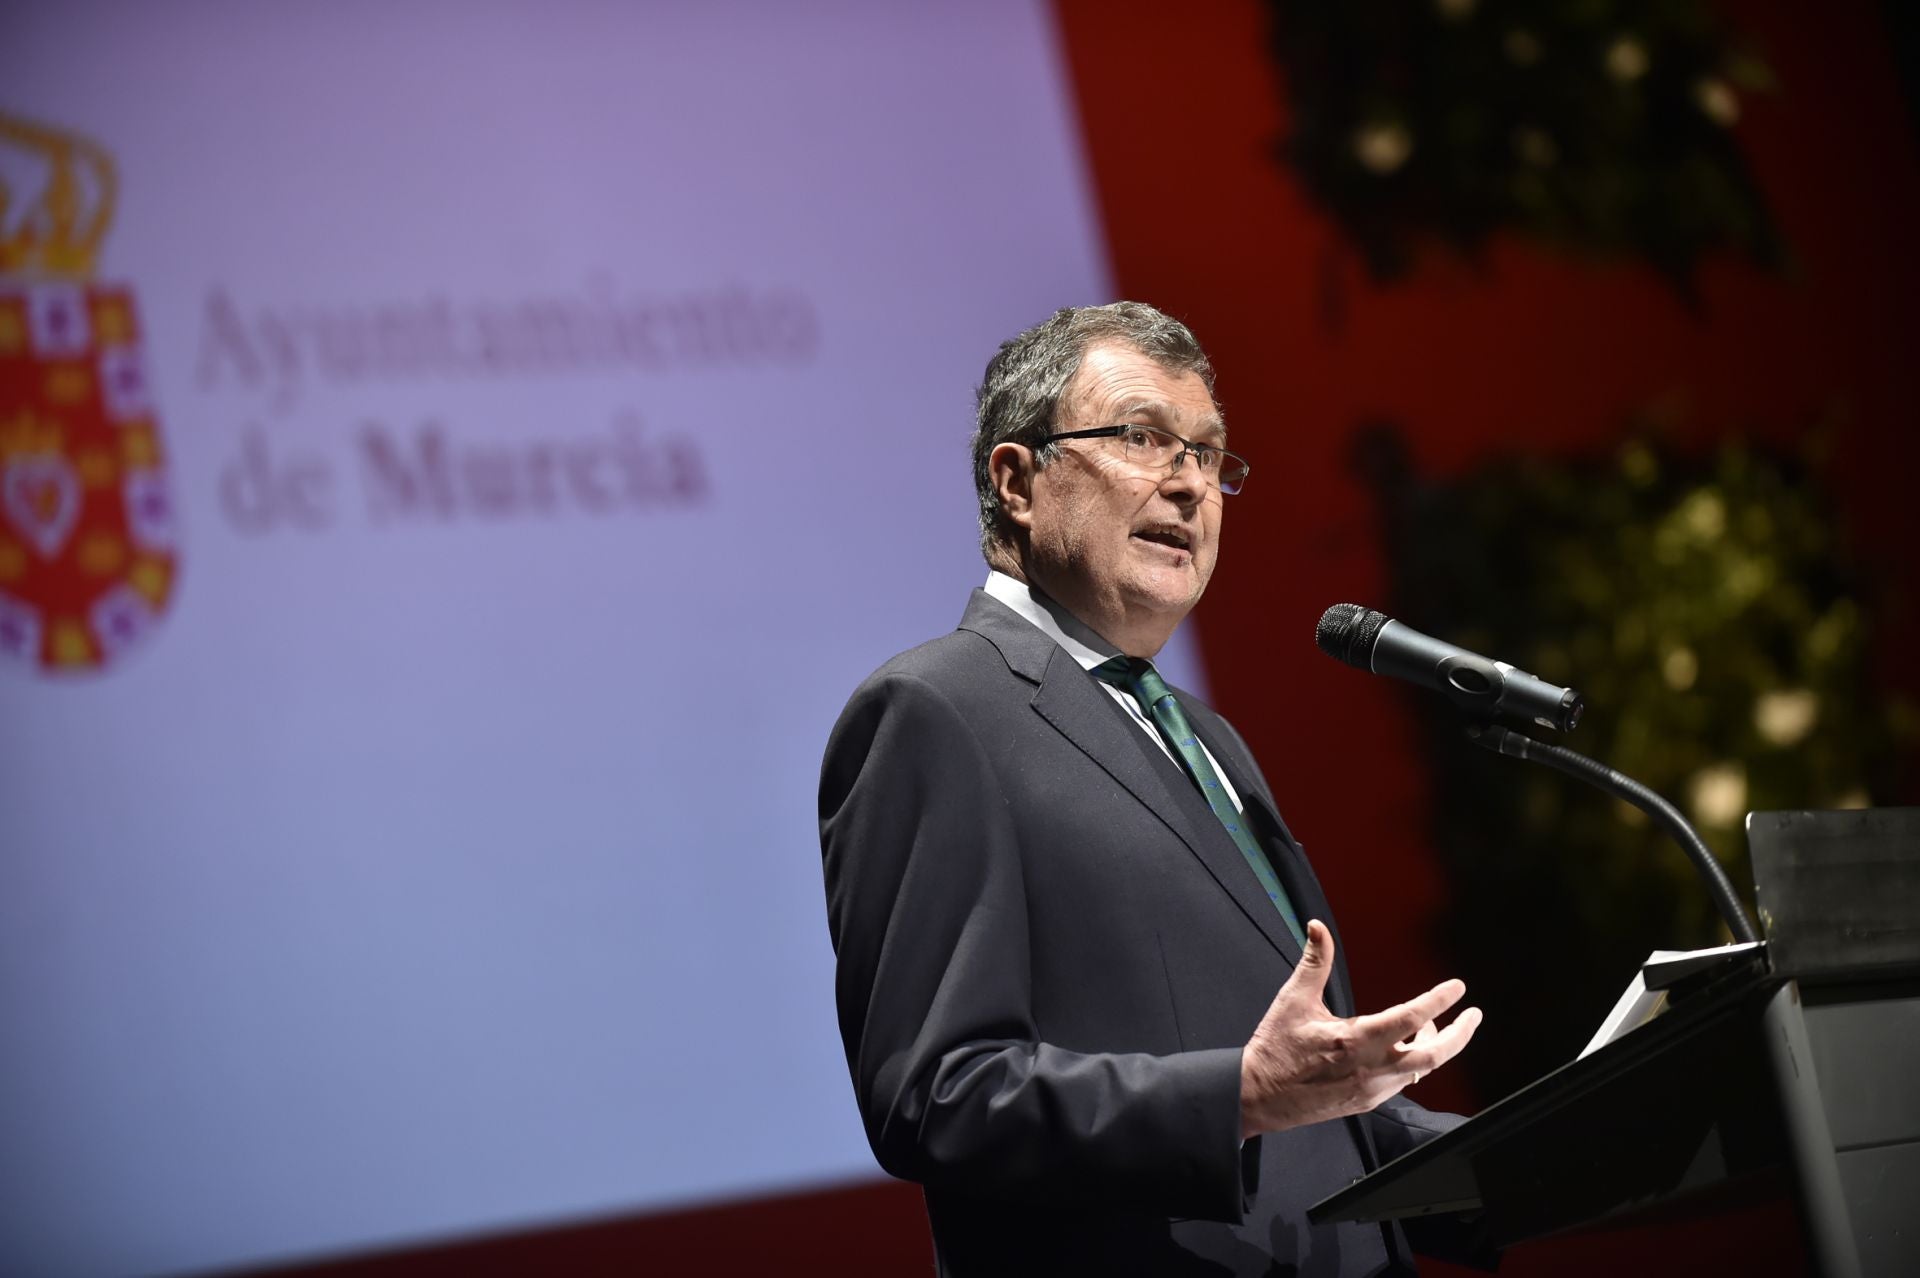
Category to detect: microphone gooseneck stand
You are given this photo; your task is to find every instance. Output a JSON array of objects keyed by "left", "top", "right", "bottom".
[{"left": 1464, "top": 722, "right": 1760, "bottom": 945}]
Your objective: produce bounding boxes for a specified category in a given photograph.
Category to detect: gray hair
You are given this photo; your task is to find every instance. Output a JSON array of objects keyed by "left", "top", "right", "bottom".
[{"left": 970, "top": 301, "right": 1215, "bottom": 557}]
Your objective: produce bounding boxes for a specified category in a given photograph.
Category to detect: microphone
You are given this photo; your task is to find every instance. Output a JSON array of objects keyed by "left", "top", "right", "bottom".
[{"left": 1315, "top": 603, "right": 1584, "bottom": 733}]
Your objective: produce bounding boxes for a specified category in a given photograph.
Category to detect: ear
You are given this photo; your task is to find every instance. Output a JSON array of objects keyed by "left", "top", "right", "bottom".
[{"left": 989, "top": 442, "right": 1039, "bottom": 531}]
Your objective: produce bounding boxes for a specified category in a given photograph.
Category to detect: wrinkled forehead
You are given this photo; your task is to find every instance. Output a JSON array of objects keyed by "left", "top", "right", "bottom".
[
  {"left": 1109, "top": 395, "right": 1229, "bottom": 443},
  {"left": 1065, "top": 342, "right": 1226, "bottom": 440}
]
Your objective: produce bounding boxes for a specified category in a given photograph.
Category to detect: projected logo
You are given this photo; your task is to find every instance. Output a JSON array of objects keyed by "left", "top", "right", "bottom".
[{"left": 0, "top": 114, "right": 177, "bottom": 673}]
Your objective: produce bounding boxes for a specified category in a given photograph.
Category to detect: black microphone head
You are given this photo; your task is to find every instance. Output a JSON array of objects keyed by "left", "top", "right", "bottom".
[{"left": 1316, "top": 603, "right": 1391, "bottom": 669}]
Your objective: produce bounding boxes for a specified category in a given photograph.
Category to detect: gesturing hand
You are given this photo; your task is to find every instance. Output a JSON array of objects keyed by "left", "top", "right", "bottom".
[{"left": 1240, "top": 920, "right": 1482, "bottom": 1139}]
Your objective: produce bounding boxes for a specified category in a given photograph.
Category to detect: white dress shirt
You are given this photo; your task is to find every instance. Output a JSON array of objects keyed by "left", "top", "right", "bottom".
[{"left": 983, "top": 570, "right": 1244, "bottom": 813}]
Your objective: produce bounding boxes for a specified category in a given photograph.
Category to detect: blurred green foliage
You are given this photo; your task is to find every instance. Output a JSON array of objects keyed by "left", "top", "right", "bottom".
[
  {"left": 1269, "top": 0, "right": 1786, "bottom": 295},
  {"left": 1355, "top": 421, "right": 1914, "bottom": 1099}
]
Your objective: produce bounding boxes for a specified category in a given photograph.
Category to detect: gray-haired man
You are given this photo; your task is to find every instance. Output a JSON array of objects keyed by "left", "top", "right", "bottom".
[{"left": 821, "top": 303, "right": 1483, "bottom": 1275}]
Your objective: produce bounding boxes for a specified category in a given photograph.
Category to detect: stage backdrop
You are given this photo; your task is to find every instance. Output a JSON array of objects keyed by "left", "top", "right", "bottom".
[{"left": 0, "top": 4, "right": 1213, "bottom": 1273}]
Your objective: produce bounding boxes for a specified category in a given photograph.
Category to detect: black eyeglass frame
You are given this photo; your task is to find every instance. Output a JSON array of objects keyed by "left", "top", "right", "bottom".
[{"left": 1038, "top": 425, "right": 1251, "bottom": 495}]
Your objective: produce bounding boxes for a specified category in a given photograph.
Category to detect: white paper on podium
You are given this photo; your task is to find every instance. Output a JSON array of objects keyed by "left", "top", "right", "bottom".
[{"left": 1577, "top": 941, "right": 1766, "bottom": 1060}]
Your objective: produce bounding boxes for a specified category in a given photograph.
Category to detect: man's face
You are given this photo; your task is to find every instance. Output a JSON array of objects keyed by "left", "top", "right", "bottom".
[{"left": 1018, "top": 342, "right": 1224, "bottom": 649}]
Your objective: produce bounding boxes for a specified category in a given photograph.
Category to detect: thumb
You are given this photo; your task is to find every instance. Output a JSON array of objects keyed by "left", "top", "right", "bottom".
[{"left": 1280, "top": 919, "right": 1334, "bottom": 1003}]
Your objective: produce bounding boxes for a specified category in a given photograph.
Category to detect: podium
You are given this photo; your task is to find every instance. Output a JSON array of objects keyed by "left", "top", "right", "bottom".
[{"left": 1309, "top": 808, "right": 1920, "bottom": 1277}]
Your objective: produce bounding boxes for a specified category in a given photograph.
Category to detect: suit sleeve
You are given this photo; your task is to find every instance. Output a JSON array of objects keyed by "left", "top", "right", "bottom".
[
  {"left": 1365, "top": 1093, "right": 1466, "bottom": 1164},
  {"left": 1369, "top": 1098, "right": 1503, "bottom": 1268},
  {"left": 819, "top": 670, "right": 1248, "bottom": 1220}
]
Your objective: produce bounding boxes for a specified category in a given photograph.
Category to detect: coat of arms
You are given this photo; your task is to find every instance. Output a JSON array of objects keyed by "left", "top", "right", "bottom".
[{"left": 1, "top": 113, "right": 177, "bottom": 672}]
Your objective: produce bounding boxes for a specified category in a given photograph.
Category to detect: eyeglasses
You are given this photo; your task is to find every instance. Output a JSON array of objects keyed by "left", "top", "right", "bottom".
[{"left": 1040, "top": 424, "right": 1251, "bottom": 495}]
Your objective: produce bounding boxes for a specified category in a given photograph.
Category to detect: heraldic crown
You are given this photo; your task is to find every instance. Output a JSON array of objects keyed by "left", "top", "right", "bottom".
[{"left": 0, "top": 114, "right": 117, "bottom": 280}]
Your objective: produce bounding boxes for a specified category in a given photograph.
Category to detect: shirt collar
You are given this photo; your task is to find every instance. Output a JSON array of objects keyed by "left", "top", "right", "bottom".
[{"left": 983, "top": 570, "right": 1127, "bottom": 673}]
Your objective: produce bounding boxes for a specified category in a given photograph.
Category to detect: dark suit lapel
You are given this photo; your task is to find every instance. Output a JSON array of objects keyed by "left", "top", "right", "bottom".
[
  {"left": 1178, "top": 704, "right": 1388, "bottom": 1173},
  {"left": 1182, "top": 705, "right": 1337, "bottom": 978},
  {"left": 1192, "top": 724, "right": 1363, "bottom": 1016},
  {"left": 959, "top": 590, "right": 1302, "bottom": 965}
]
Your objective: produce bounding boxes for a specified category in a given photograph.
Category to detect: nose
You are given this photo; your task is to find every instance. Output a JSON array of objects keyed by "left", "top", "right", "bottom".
[{"left": 1159, "top": 446, "right": 1208, "bottom": 505}]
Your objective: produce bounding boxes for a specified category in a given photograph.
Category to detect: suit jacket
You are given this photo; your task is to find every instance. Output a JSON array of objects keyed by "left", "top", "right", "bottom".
[{"left": 820, "top": 590, "right": 1464, "bottom": 1276}]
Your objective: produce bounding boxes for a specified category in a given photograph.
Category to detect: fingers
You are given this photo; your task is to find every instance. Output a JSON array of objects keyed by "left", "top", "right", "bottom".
[
  {"left": 1276, "top": 919, "right": 1334, "bottom": 1005},
  {"left": 1393, "top": 1006, "right": 1483, "bottom": 1079},
  {"left": 1394, "top": 1018, "right": 1439, "bottom": 1053},
  {"left": 1356, "top": 977, "right": 1467, "bottom": 1046},
  {"left": 1248, "top": 938, "right": 1481, "bottom": 1133},
  {"left": 1392, "top": 1018, "right": 1440, "bottom": 1087},
  {"left": 1297, "top": 919, "right": 1333, "bottom": 969}
]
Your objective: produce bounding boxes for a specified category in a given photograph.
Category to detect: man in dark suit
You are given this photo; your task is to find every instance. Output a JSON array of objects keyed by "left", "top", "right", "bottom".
[{"left": 819, "top": 303, "right": 1483, "bottom": 1275}]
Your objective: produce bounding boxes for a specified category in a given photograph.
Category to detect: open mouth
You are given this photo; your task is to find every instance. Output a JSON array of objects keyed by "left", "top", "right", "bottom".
[{"left": 1132, "top": 527, "right": 1193, "bottom": 555}]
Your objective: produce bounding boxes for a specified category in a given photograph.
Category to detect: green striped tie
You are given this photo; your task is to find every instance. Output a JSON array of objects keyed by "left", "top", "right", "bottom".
[{"left": 1094, "top": 656, "right": 1306, "bottom": 947}]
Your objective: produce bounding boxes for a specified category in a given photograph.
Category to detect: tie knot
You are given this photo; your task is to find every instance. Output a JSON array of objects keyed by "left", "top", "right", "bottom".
[{"left": 1092, "top": 655, "right": 1173, "bottom": 706}]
